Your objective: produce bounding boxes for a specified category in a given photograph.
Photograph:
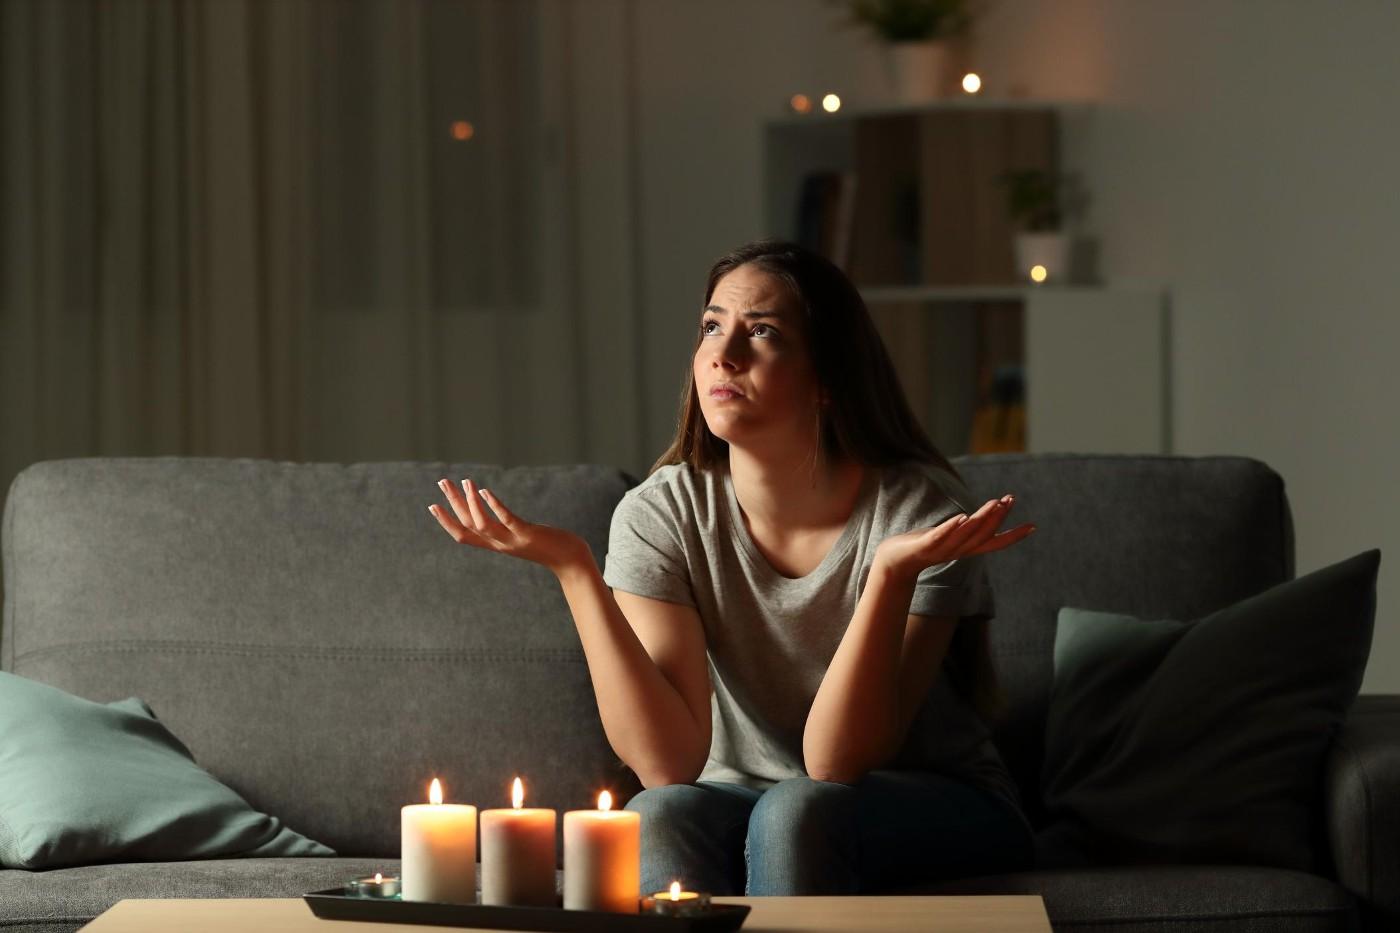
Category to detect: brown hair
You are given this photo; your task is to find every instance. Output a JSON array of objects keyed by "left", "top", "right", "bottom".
[{"left": 652, "top": 239, "right": 1005, "bottom": 723}]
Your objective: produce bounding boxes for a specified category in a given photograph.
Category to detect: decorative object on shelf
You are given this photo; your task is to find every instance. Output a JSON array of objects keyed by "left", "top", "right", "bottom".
[
  {"left": 788, "top": 93, "right": 813, "bottom": 114},
  {"left": 968, "top": 364, "right": 1026, "bottom": 454},
  {"left": 997, "top": 168, "right": 1086, "bottom": 284},
  {"left": 840, "top": 0, "right": 979, "bottom": 102}
]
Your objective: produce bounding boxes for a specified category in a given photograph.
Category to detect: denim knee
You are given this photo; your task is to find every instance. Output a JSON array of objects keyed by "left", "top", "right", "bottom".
[
  {"left": 624, "top": 783, "right": 714, "bottom": 822},
  {"left": 745, "top": 777, "right": 857, "bottom": 895}
]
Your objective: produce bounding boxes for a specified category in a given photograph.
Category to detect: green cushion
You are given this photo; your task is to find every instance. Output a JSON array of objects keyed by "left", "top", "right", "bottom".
[
  {"left": 1038, "top": 549, "right": 1379, "bottom": 873},
  {"left": 0, "top": 673, "right": 334, "bottom": 869}
]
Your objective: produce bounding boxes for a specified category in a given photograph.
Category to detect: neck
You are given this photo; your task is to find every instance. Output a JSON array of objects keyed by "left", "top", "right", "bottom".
[{"left": 727, "top": 444, "right": 865, "bottom": 533}]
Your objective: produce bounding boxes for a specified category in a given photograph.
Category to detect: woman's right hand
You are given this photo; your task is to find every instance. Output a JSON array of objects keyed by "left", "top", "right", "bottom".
[{"left": 429, "top": 477, "right": 587, "bottom": 574}]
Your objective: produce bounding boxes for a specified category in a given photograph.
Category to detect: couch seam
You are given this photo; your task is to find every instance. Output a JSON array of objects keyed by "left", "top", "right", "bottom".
[{"left": 15, "top": 641, "right": 588, "bottom": 665}]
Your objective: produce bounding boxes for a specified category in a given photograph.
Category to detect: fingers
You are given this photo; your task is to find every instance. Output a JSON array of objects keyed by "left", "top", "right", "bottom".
[
  {"left": 432, "top": 477, "right": 502, "bottom": 543},
  {"left": 428, "top": 498, "right": 486, "bottom": 546},
  {"left": 964, "top": 522, "right": 1037, "bottom": 557},
  {"left": 477, "top": 487, "right": 518, "bottom": 530},
  {"left": 460, "top": 478, "right": 494, "bottom": 532}
]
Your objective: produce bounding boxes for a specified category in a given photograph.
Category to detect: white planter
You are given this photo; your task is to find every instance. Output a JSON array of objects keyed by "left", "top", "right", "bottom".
[
  {"left": 1013, "top": 232, "right": 1071, "bottom": 284},
  {"left": 887, "top": 40, "right": 951, "bottom": 102}
]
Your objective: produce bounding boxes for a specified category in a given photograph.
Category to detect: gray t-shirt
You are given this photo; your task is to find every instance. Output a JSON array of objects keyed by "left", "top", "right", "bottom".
[{"left": 602, "top": 459, "right": 1026, "bottom": 823}]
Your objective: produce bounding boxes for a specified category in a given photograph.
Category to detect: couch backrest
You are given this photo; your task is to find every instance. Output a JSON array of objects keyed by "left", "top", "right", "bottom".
[
  {"left": 2, "top": 454, "right": 1295, "bottom": 851},
  {"left": 952, "top": 453, "right": 1295, "bottom": 823},
  {"left": 1, "top": 458, "right": 642, "bottom": 857}
]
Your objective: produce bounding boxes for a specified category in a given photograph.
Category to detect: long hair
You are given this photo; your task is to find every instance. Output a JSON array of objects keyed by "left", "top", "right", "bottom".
[{"left": 651, "top": 239, "right": 1005, "bottom": 724}]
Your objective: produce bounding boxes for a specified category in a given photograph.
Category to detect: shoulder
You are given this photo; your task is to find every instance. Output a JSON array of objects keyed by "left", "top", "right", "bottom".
[
  {"left": 612, "top": 463, "right": 720, "bottom": 529},
  {"left": 876, "top": 460, "right": 980, "bottom": 531}
]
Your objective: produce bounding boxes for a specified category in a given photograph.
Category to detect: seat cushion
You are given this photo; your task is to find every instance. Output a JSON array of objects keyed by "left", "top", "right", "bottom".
[
  {"left": 900, "top": 865, "right": 1358, "bottom": 933},
  {"left": 0, "top": 858, "right": 402, "bottom": 933}
]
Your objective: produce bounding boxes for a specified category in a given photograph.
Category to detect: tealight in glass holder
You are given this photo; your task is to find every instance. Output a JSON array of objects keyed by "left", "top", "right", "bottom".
[
  {"left": 345, "top": 872, "right": 402, "bottom": 899},
  {"left": 641, "top": 888, "right": 710, "bottom": 917}
]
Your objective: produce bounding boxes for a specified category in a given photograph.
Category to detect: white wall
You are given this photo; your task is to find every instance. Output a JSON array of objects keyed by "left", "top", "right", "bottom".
[{"left": 614, "top": 1, "right": 1399, "bottom": 691}]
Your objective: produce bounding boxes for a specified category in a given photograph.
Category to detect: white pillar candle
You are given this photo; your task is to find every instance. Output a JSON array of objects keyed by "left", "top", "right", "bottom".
[
  {"left": 401, "top": 778, "right": 477, "bottom": 904},
  {"left": 480, "top": 777, "right": 557, "bottom": 907},
  {"left": 562, "top": 790, "right": 640, "bottom": 913}
]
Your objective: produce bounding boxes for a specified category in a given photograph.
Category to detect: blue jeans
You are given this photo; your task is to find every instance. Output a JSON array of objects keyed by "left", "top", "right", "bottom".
[{"left": 624, "top": 771, "right": 1034, "bottom": 896}]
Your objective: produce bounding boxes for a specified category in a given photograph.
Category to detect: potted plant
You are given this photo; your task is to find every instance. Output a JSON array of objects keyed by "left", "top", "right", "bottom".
[
  {"left": 842, "top": 0, "right": 980, "bottom": 102},
  {"left": 998, "top": 168, "right": 1084, "bottom": 284}
]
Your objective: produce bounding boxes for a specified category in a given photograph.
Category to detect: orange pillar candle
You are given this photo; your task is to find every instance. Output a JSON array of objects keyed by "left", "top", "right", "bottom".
[
  {"left": 480, "top": 777, "right": 558, "bottom": 907},
  {"left": 401, "top": 778, "right": 477, "bottom": 904},
  {"left": 562, "top": 790, "right": 640, "bottom": 912}
]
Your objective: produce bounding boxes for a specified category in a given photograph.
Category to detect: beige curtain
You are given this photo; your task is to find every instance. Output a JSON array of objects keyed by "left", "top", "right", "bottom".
[{"left": 0, "top": 0, "right": 568, "bottom": 499}]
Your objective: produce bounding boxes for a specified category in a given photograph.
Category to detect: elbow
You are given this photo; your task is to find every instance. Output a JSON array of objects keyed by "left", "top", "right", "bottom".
[
  {"left": 804, "top": 760, "right": 865, "bottom": 785},
  {"left": 633, "top": 745, "right": 708, "bottom": 789}
]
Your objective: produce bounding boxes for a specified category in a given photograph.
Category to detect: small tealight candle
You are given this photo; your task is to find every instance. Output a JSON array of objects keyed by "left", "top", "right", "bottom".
[
  {"left": 643, "top": 881, "right": 710, "bottom": 917},
  {"left": 480, "top": 777, "right": 558, "bottom": 907},
  {"left": 562, "top": 790, "right": 640, "bottom": 912},
  {"left": 401, "top": 778, "right": 477, "bottom": 904},
  {"left": 345, "top": 872, "right": 401, "bottom": 899}
]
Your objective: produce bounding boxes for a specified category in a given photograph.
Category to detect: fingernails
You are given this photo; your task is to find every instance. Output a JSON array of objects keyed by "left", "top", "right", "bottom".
[
  {"left": 480, "top": 488, "right": 491, "bottom": 499},
  {"left": 438, "top": 479, "right": 447, "bottom": 491},
  {"left": 956, "top": 514, "right": 969, "bottom": 525}
]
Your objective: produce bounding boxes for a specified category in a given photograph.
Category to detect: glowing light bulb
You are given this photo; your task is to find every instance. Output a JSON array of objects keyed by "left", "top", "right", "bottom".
[
  {"left": 961, "top": 73, "right": 982, "bottom": 94},
  {"left": 789, "top": 93, "right": 812, "bottom": 114},
  {"left": 1029, "top": 265, "right": 1048, "bottom": 283},
  {"left": 821, "top": 93, "right": 841, "bottom": 113}
]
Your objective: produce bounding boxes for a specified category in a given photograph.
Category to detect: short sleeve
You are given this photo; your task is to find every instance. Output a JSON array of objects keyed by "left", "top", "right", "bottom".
[
  {"left": 900, "top": 463, "right": 997, "bottom": 620},
  {"left": 910, "top": 553, "right": 996, "bottom": 620},
  {"left": 602, "top": 490, "right": 696, "bottom": 608}
]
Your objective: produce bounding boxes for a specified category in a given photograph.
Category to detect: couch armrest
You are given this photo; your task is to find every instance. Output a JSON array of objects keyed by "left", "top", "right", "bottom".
[{"left": 1325, "top": 694, "right": 1400, "bottom": 932}]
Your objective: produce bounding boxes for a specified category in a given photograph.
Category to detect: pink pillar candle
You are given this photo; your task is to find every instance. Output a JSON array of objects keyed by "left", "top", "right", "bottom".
[{"left": 480, "top": 778, "right": 557, "bottom": 907}]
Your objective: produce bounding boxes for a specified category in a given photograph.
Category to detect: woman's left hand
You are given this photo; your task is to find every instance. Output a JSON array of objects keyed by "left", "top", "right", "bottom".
[{"left": 873, "top": 494, "right": 1036, "bottom": 585}]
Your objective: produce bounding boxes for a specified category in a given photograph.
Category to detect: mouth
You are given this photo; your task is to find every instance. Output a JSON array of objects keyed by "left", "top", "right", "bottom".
[{"left": 709, "top": 385, "right": 745, "bottom": 400}]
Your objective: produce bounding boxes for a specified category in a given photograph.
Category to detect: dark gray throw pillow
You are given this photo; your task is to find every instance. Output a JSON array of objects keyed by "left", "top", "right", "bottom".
[
  {"left": 1037, "top": 549, "right": 1379, "bottom": 873},
  {"left": 0, "top": 672, "right": 335, "bottom": 869}
]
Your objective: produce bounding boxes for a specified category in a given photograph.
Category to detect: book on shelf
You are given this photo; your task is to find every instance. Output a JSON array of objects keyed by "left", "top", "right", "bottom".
[{"left": 795, "top": 170, "right": 857, "bottom": 271}]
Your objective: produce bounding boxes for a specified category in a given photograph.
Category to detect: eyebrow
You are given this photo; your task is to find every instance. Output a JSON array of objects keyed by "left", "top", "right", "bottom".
[{"left": 704, "top": 304, "right": 783, "bottom": 321}]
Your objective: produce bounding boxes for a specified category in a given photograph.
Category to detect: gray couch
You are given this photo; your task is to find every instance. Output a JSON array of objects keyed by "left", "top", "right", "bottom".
[{"left": 1, "top": 454, "right": 1395, "bottom": 933}]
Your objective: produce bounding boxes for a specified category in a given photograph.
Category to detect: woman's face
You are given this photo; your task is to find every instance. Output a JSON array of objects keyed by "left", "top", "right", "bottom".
[{"left": 693, "top": 263, "right": 822, "bottom": 454}]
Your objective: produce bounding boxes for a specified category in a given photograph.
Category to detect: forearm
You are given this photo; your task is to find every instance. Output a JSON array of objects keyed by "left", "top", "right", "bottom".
[
  {"left": 803, "top": 561, "right": 917, "bottom": 783},
  {"left": 554, "top": 551, "right": 708, "bottom": 787}
]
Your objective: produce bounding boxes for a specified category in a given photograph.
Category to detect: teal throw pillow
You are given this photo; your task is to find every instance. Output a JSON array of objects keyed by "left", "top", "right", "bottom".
[
  {"left": 1038, "top": 549, "right": 1379, "bottom": 873},
  {"left": 0, "top": 672, "right": 335, "bottom": 869}
]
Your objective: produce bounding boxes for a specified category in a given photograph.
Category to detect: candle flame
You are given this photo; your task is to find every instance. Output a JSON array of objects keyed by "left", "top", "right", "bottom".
[
  {"left": 597, "top": 790, "right": 613, "bottom": 811},
  {"left": 429, "top": 778, "right": 443, "bottom": 805},
  {"left": 374, "top": 872, "right": 383, "bottom": 884},
  {"left": 670, "top": 881, "right": 681, "bottom": 900},
  {"left": 512, "top": 776, "right": 525, "bottom": 809}
]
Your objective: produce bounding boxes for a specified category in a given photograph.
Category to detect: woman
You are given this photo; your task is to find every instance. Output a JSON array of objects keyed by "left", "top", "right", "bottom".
[{"left": 428, "top": 240, "right": 1036, "bottom": 896}]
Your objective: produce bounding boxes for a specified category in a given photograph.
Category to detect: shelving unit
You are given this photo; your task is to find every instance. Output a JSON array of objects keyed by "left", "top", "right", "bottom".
[{"left": 764, "top": 99, "right": 1171, "bottom": 457}]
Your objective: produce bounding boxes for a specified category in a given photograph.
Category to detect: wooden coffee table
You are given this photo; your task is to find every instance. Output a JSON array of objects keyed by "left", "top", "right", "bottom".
[{"left": 81, "top": 895, "right": 1050, "bottom": 932}]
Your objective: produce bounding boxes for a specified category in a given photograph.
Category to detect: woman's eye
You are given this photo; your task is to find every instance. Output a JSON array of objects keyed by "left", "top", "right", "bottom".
[
  {"left": 701, "top": 320, "right": 719, "bottom": 335},
  {"left": 751, "top": 324, "right": 774, "bottom": 338}
]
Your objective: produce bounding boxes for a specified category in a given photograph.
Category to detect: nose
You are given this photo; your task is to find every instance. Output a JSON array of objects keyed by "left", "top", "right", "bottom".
[{"left": 712, "top": 331, "right": 747, "bottom": 372}]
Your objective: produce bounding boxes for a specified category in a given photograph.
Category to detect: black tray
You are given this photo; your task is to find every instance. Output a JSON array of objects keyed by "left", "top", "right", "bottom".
[{"left": 303, "top": 888, "right": 750, "bottom": 932}]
